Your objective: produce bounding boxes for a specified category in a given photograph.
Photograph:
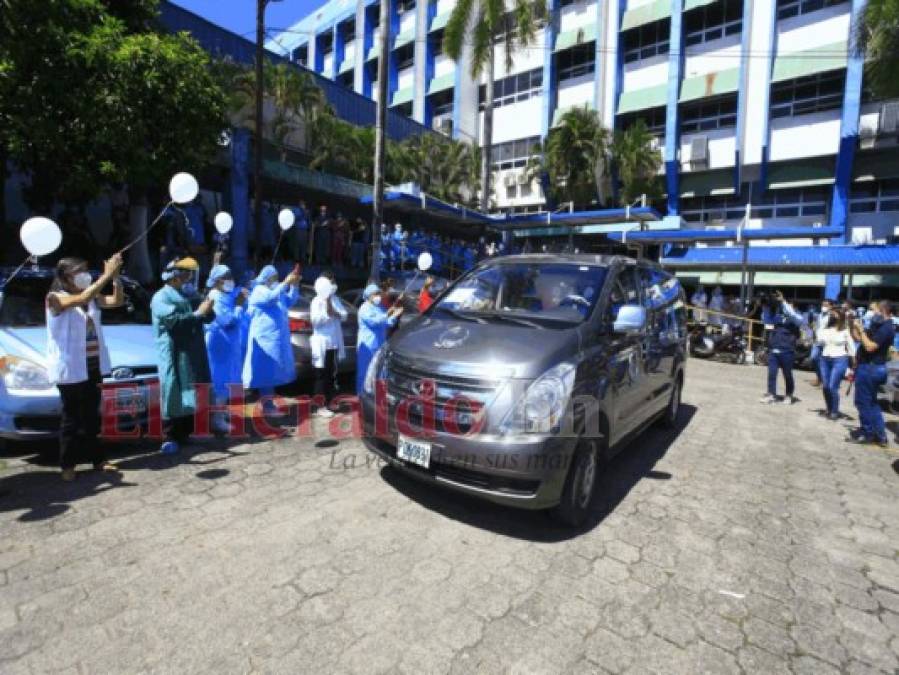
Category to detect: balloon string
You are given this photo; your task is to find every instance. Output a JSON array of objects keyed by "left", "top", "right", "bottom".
[
  {"left": 271, "top": 229, "right": 284, "bottom": 265},
  {"left": 118, "top": 200, "right": 174, "bottom": 255},
  {"left": 0, "top": 255, "right": 36, "bottom": 290}
]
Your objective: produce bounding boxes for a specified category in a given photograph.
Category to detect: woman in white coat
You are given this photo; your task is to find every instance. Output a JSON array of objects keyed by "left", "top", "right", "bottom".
[
  {"left": 309, "top": 272, "right": 346, "bottom": 417},
  {"left": 46, "top": 254, "right": 124, "bottom": 481}
]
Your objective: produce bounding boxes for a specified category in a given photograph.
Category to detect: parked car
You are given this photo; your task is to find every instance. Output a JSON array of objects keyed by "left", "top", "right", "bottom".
[
  {"left": 359, "top": 254, "right": 688, "bottom": 526},
  {"left": 288, "top": 285, "right": 357, "bottom": 377},
  {"left": 0, "top": 267, "right": 158, "bottom": 446}
]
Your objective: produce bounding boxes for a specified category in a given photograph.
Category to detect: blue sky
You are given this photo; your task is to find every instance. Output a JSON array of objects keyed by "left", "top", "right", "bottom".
[{"left": 171, "top": 0, "right": 328, "bottom": 41}]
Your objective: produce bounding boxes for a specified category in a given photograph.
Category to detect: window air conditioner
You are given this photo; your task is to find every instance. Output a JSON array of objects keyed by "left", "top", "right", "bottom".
[
  {"left": 859, "top": 125, "right": 877, "bottom": 149},
  {"left": 504, "top": 173, "right": 517, "bottom": 188},
  {"left": 517, "top": 171, "right": 530, "bottom": 185},
  {"left": 689, "top": 135, "right": 709, "bottom": 169},
  {"left": 879, "top": 101, "right": 899, "bottom": 136}
]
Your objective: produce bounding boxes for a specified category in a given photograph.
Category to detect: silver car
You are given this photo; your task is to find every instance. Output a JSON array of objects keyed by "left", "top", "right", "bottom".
[
  {"left": 0, "top": 268, "right": 158, "bottom": 447},
  {"left": 288, "top": 285, "right": 357, "bottom": 377}
]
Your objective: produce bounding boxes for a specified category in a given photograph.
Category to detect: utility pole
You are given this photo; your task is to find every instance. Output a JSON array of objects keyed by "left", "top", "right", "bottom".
[
  {"left": 370, "top": 0, "right": 390, "bottom": 282},
  {"left": 254, "top": 0, "right": 267, "bottom": 268}
]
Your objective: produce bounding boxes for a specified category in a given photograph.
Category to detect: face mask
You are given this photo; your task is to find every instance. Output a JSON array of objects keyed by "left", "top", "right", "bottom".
[
  {"left": 371, "top": 295, "right": 382, "bottom": 306},
  {"left": 73, "top": 272, "right": 92, "bottom": 290},
  {"left": 268, "top": 279, "right": 279, "bottom": 289},
  {"left": 222, "top": 280, "right": 235, "bottom": 292},
  {"left": 182, "top": 282, "right": 197, "bottom": 297}
]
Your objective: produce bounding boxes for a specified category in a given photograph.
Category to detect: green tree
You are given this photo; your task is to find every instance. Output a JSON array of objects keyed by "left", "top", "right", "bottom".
[
  {"left": 444, "top": 0, "right": 546, "bottom": 211},
  {"left": 855, "top": 0, "right": 899, "bottom": 99},
  {"left": 534, "top": 106, "right": 612, "bottom": 210},
  {"left": 612, "top": 120, "right": 663, "bottom": 206}
]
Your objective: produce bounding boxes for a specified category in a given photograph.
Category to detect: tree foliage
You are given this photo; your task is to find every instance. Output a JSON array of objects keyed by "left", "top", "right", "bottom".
[
  {"left": 0, "top": 0, "right": 226, "bottom": 211},
  {"left": 612, "top": 120, "right": 663, "bottom": 206},
  {"left": 855, "top": 0, "right": 899, "bottom": 99}
]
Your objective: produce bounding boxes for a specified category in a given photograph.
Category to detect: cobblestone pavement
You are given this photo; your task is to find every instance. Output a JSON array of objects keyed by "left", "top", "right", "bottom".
[{"left": 0, "top": 359, "right": 898, "bottom": 674}]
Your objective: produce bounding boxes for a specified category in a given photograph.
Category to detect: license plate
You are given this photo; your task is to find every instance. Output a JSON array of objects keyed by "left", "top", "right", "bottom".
[{"left": 397, "top": 435, "right": 431, "bottom": 469}]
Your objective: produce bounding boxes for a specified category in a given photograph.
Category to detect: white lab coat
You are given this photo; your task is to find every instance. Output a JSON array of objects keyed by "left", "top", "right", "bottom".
[{"left": 309, "top": 294, "right": 347, "bottom": 368}]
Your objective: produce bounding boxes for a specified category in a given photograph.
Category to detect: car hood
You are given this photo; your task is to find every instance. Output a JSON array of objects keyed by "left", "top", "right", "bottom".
[
  {"left": 0, "top": 325, "right": 158, "bottom": 370},
  {"left": 388, "top": 314, "right": 579, "bottom": 379}
]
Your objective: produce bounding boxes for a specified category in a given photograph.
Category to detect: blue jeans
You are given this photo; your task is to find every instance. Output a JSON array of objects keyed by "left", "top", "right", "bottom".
[
  {"left": 854, "top": 362, "right": 888, "bottom": 441},
  {"left": 819, "top": 355, "right": 849, "bottom": 415},
  {"left": 767, "top": 350, "right": 795, "bottom": 397},
  {"left": 350, "top": 242, "right": 365, "bottom": 268},
  {"left": 810, "top": 344, "right": 822, "bottom": 378}
]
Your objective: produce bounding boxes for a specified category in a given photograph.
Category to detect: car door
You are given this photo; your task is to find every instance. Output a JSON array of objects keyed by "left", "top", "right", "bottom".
[
  {"left": 602, "top": 266, "right": 651, "bottom": 443},
  {"left": 637, "top": 265, "right": 673, "bottom": 415}
]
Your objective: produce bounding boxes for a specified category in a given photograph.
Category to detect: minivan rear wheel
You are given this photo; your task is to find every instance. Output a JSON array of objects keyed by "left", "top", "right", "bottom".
[{"left": 550, "top": 439, "right": 600, "bottom": 528}]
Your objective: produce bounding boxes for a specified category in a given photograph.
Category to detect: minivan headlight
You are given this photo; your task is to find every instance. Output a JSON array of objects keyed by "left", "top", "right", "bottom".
[
  {"left": 500, "top": 362, "right": 577, "bottom": 435},
  {"left": 363, "top": 347, "right": 387, "bottom": 395},
  {"left": 0, "top": 355, "right": 52, "bottom": 390}
]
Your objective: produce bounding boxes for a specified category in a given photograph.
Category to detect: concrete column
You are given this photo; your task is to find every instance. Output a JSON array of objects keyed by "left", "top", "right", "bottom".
[
  {"left": 354, "top": 1, "right": 366, "bottom": 94},
  {"left": 541, "top": 0, "right": 558, "bottom": 140},
  {"left": 664, "top": 0, "right": 684, "bottom": 215},
  {"left": 412, "top": 0, "right": 430, "bottom": 123}
]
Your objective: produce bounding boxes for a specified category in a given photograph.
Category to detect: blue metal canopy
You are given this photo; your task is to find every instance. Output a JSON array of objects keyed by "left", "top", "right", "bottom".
[
  {"left": 359, "top": 191, "right": 495, "bottom": 224},
  {"left": 497, "top": 206, "right": 662, "bottom": 231},
  {"left": 606, "top": 225, "right": 844, "bottom": 244},
  {"left": 661, "top": 244, "right": 899, "bottom": 272}
]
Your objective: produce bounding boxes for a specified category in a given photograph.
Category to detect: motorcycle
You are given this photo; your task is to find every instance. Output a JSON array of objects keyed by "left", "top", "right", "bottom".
[{"left": 689, "top": 322, "right": 748, "bottom": 364}]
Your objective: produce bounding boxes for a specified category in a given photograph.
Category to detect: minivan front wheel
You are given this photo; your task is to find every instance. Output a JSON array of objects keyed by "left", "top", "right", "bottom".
[
  {"left": 660, "top": 376, "right": 682, "bottom": 429},
  {"left": 550, "top": 439, "right": 600, "bottom": 528}
]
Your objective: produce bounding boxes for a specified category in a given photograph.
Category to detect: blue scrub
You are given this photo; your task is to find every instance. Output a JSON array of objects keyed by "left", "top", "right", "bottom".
[
  {"left": 356, "top": 301, "right": 397, "bottom": 394},
  {"left": 205, "top": 288, "right": 246, "bottom": 401},
  {"left": 242, "top": 269, "right": 300, "bottom": 389}
]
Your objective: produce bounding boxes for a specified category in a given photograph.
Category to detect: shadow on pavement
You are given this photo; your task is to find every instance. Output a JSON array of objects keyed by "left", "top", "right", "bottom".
[{"left": 380, "top": 404, "right": 697, "bottom": 543}]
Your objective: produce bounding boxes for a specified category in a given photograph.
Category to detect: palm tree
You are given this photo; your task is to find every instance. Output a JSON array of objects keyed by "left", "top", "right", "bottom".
[
  {"left": 612, "top": 120, "right": 662, "bottom": 206},
  {"left": 534, "top": 106, "right": 612, "bottom": 210},
  {"left": 444, "top": 0, "right": 546, "bottom": 211},
  {"left": 855, "top": 0, "right": 899, "bottom": 99}
]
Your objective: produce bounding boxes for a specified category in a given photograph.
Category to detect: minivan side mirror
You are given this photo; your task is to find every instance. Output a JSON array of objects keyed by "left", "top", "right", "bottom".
[{"left": 613, "top": 304, "right": 646, "bottom": 334}]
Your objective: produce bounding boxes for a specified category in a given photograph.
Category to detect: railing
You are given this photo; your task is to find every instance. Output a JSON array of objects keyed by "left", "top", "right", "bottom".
[{"left": 686, "top": 305, "right": 765, "bottom": 353}]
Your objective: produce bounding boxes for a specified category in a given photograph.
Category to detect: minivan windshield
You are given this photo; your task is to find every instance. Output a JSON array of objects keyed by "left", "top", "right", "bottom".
[{"left": 433, "top": 262, "right": 607, "bottom": 325}]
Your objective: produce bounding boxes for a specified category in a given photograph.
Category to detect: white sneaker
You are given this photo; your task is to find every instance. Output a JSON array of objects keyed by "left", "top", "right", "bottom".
[
  {"left": 316, "top": 407, "right": 335, "bottom": 418},
  {"left": 759, "top": 394, "right": 777, "bottom": 404},
  {"left": 780, "top": 396, "right": 797, "bottom": 405}
]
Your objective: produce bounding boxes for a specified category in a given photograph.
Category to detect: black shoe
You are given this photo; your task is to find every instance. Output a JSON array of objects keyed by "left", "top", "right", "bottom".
[
  {"left": 846, "top": 436, "right": 873, "bottom": 445},
  {"left": 873, "top": 438, "right": 889, "bottom": 449},
  {"left": 827, "top": 412, "right": 840, "bottom": 421},
  {"left": 848, "top": 428, "right": 867, "bottom": 440}
]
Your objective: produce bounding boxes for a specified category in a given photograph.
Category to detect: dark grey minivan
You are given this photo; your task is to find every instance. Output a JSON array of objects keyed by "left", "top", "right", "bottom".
[{"left": 359, "top": 254, "right": 687, "bottom": 526}]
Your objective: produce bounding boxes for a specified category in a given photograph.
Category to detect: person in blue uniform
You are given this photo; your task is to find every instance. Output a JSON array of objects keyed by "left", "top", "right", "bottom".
[
  {"left": 242, "top": 265, "right": 301, "bottom": 410},
  {"left": 204, "top": 264, "right": 247, "bottom": 433},
  {"left": 356, "top": 283, "right": 403, "bottom": 394}
]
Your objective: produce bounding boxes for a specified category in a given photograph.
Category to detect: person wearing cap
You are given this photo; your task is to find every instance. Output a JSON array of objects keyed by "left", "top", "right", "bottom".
[
  {"left": 310, "top": 271, "right": 346, "bottom": 416},
  {"left": 242, "top": 265, "right": 301, "bottom": 410},
  {"left": 151, "top": 257, "right": 214, "bottom": 453},
  {"left": 204, "top": 264, "right": 248, "bottom": 433},
  {"left": 356, "top": 283, "right": 403, "bottom": 394}
]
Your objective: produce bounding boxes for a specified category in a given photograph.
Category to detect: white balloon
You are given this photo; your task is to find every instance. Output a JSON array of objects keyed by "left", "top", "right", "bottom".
[
  {"left": 169, "top": 172, "right": 199, "bottom": 204},
  {"left": 20, "top": 217, "right": 62, "bottom": 257},
  {"left": 418, "top": 252, "right": 433, "bottom": 272},
  {"left": 314, "top": 276, "right": 333, "bottom": 298},
  {"left": 214, "top": 211, "right": 233, "bottom": 235},
  {"left": 278, "top": 208, "right": 295, "bottom": 231}
]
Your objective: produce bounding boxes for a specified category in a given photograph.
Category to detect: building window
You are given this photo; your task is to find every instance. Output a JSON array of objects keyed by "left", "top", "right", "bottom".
[
  {"left": 491, "top": 136, "right": 541, "bottom": 171},
  {"left": 622, "top": 18, "right": 670, "bottom": 64},
  {"left": 557, "top": 44, "right": 596, "bottom": 82},
  {"left": 398, "top": 0, "right": 416, "bottom": 13},
  {"left": 340, "top": 20, "right": 356, "bottom": 43},
  {"left": 680, "top": 189, "right": 829, "bottom": 222},
  {"left": 431, "top": 33, "right": 444, "bottom": 57},
  {"left": 683, "top": 0, "right": 743, "bottom": 47},
  {"left": 479, "top": 68, "right": 543, "bottom": 110},
  {"left": 293, "top": 45, "right": 308, "bottom": 66},
  {"left": 770, "top": 71, "right": 845, "bottom": 119},
  {"left": 396, "top": 43, "right": 414, "bottom": 69},
  {"left": 617, "top": 107, "right": 666, "bottom": 138},
  {"left": 680, "top": 95, "right": 738, "bottom": 133},
  {"left": 776, "top": 0, "right": 848, "bottom": 20},
  {"left": 850, "top": 179, "right": 899, "bottom": 213},
  {"left": 432, "top": 95, "right": 453, "bottom": 117}
]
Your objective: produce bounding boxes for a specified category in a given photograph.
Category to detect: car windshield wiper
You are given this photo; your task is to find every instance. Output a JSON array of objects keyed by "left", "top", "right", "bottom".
[
  {"left": 480, "top": 312, "right": 545, "bottom": 329},
  {"left": 436, "top": 306, "right": 487, "bottom": 324}
]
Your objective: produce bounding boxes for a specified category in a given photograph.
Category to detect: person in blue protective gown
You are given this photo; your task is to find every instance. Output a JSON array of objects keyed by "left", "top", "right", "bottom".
[
  {"left": 242, "top": 264, "right": 301, "bottom": 409},
  {"left": 204, "top": 264, "right": 248, "bottom": 433},
  {"left": 151, "top": 257, "right": 214, "bottom": 454},
  {"left": 356, "top": 283, "right": 403, "bottom": 394}
]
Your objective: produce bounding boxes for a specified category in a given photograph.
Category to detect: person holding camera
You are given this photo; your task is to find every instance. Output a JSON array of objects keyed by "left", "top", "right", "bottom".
[
  {"left": 848, "top": 300, "right": 895, "bottom": 447},
  {"left": 759, "top": 291, "right": 805, "bottom": 405}
]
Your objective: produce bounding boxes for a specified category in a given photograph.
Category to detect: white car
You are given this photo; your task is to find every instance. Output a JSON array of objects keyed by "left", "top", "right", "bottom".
[{"left": 0, "top": 267, "right": 158, "bottom": 446}]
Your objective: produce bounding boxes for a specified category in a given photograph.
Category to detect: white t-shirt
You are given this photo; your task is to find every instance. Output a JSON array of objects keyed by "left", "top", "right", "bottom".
[{"left": 816, "top": 326, "right": 853, "bottom": 359}]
